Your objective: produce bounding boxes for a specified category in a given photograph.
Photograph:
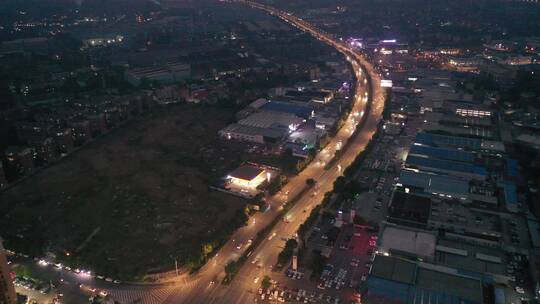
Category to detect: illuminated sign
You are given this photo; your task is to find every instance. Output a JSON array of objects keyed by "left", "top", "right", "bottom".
[{"left": 380, "top": 79, "right": 393, "bottom": 88}]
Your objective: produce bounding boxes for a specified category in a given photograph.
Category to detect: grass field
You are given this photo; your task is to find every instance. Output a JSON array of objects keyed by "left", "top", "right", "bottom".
[{"left": 0, "top": 104, "right": 255, "bottom": 279}]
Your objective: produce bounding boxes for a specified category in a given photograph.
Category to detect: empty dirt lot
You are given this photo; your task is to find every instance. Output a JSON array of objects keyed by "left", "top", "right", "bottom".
[{"left": 0, "top": 104, "right": 251, "bottom": 278}]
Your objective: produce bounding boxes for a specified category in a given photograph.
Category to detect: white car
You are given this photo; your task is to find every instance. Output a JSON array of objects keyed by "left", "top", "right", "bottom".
[{"left": 253, "top": 277, "right": 259, "bottom": 284}]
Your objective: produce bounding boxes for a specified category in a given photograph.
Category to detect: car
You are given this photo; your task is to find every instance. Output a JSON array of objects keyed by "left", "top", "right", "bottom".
[
  {"left": 361, "top": 275, "right": 367, "bottom": 282},
  {"left": 515, "top": 286, "right": 525, "bottom": 294},
  {"left": 253, "top": 277, "right": 260, "bottom": 284}
]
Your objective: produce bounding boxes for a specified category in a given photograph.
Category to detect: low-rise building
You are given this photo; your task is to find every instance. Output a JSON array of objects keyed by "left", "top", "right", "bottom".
[
  {"left": 219, "top": 123, "right": 285, "bottom": 144},
  {"left": 0, "top": 238, "right": 16, "bottom": 304},
  {"left": 378, "top": 225, "right": 437, "bottom": 261},
  {"left": 124, "top": 63, "right": 191, "bottom": 87},
  {"left": 366, "top": 255, "right": 484, "bottom": 304}
]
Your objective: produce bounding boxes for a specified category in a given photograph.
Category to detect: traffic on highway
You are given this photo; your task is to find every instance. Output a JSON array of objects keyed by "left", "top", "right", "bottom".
[{"left": 7, "top": 1, "right": 384, "bottom": 303}]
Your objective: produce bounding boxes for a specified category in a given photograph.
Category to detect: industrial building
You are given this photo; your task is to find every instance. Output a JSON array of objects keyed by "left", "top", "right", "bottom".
[
  {"left": 378, "top": 226, "right": 437, "bottom": 261},
  {"left": 124, "top": 63, "right": 191, "bottom": 87},
  {"left": 237, "top": 111, "right": 304, "bottom": 130},
  {"left": 259, "top": 101, "right": 314, "bottom": 119},
  {"left": 366, "top": 255, "right": 484, "bottom": 304},
  {"left": 0, "top": 239, "right": 16, "bottom": 304},
  {"left": 219, "top": 123, "right": 285, "bottom": 144},
  {"left": 226, "top": 164, "right": 267, "bottom": 189},
  {"left": 405, "top": 154, "right": 488, "bottom": 180},
  {"left": 398, "top": 169, "right": 471, "bottom": 201},
  {"left": 219, "top": 110, "right": 305, "bottom": 144}
]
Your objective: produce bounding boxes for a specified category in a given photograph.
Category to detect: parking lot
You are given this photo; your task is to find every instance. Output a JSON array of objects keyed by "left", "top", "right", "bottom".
[{"left": 256, "top": 219, "right": 376, "bottom": 303}]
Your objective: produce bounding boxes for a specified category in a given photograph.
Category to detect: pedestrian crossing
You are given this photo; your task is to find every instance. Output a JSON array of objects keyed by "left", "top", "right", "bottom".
[
  {"left": 104, "top": 277, "right": 202, "bottom": 304},
  {"left": 106, "top": 286, "right": 176, "bottom": 304}
]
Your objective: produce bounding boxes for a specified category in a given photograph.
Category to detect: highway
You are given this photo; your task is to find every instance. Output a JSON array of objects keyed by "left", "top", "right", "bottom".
[
  {"left": 158, "top": 1, "right": 385, "bottom": 303},
  {"left": 17, "top": 1, "right": 384, "bottom": 303}
]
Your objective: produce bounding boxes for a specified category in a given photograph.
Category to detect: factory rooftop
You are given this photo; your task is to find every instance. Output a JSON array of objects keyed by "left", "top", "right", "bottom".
[
  {"left": 414, "top": 132, "right": 504, "bottom": 153},
  {"left": 409, "top": 144, "right": 476, "bottom": 163},
  {"left": 260, "top": 101, "right": 314, "bottom": 119},
  {"left": 379, "top": 226, "right": 437, "bottom": 260},
  {"left": 399, "top": 169, "right": 470, "bottom": 201},
  {"left": 228, "top": 165, "right": 265, "bottom": 181},
  {"left": 368, "top": 255, "right": 484, "bottom": 304},
  {"left": 405, "top": 155, "right": 488, "bottom": 178}
]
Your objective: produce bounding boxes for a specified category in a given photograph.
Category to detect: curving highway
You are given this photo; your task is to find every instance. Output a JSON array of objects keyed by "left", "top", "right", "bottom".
[
  {"left": 157, "top": 1, "right": 385, "bottom": 303},
  {"left": 34, "top": 1, "right": 385, "bottom": 303}
]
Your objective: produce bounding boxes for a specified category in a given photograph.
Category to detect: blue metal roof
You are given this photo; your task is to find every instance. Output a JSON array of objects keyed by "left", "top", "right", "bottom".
[
  {"left": 415, "top": 133, "right": 482, "bottom": 150},
  {"left": 261, "top": 101, "right": 313, "bottom": 119},
  {"left": 505, "top": 158, "right": 519, "bottom": 178},
  {"left": 406, "top": 155, "right": 487, "bottom": 177},
  {"left": 400, "top": 170, "right": 470, "bottom": 197},
  {"left": 367, "top": 276, "right": 482, "bottom": 304},
  {"left": 503, "top": 182, "right": 518, "bottom": 207},
  {"left": 410, "top": 144, "right": 475, "bottom": 163}
]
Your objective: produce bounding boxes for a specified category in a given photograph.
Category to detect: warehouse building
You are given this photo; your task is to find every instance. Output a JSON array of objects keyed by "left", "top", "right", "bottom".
[
  {"left": 219, "top": 124, "right": 285, "bottom": 144},
  {"left": 237, "top": 111, "right": 304, "bottom": 130},
  {"left": 414, "top": 132, "right": 505, "bottom": 154},
  {"left": 219, "top": 110, "right": 304, "bottom": 144},
  {"left": 405, "top": 155, "right": 488, "bottom": 180},
  {"left": 366, "top": 255, "right": 484, "bottom": 304},
  {"left": 226, "top": 164, "right": 267, "bottom": 189}
]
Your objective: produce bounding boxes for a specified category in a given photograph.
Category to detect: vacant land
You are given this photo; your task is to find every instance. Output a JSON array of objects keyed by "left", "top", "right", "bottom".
[{"left": 0, "top": 104, "right": 253, "bottom": 278}]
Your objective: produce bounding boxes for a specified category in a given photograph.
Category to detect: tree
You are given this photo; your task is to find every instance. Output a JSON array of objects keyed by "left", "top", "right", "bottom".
[
  {"left": 310, "top": 250, "right": 327, "bottom": 278},
  {"left": 306, "top": 178, "right": 316, "bottom": 187},
  {"left": 326, "top": 227, "right": 341, "bottom": 244},
  {"left": 333, "top": 176, "right": 346, "bottom": 193},
  {"left": 353, "top": 215, "right": 366, "bottom": 225},
  {"left": 281, "top": 148, "right": 299, "bottom": 174},
  {"left": 277, "top": 239, "right": 298, "bottom": 265},
  {"left": 261, "top": 275, "right": 271, "bottom": 289},
  {"left": 202, "top": 243, "right": 213, "bottom": 260},
  {"left": 224, "top": 260, "right": 239, "bottom": 280}
]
